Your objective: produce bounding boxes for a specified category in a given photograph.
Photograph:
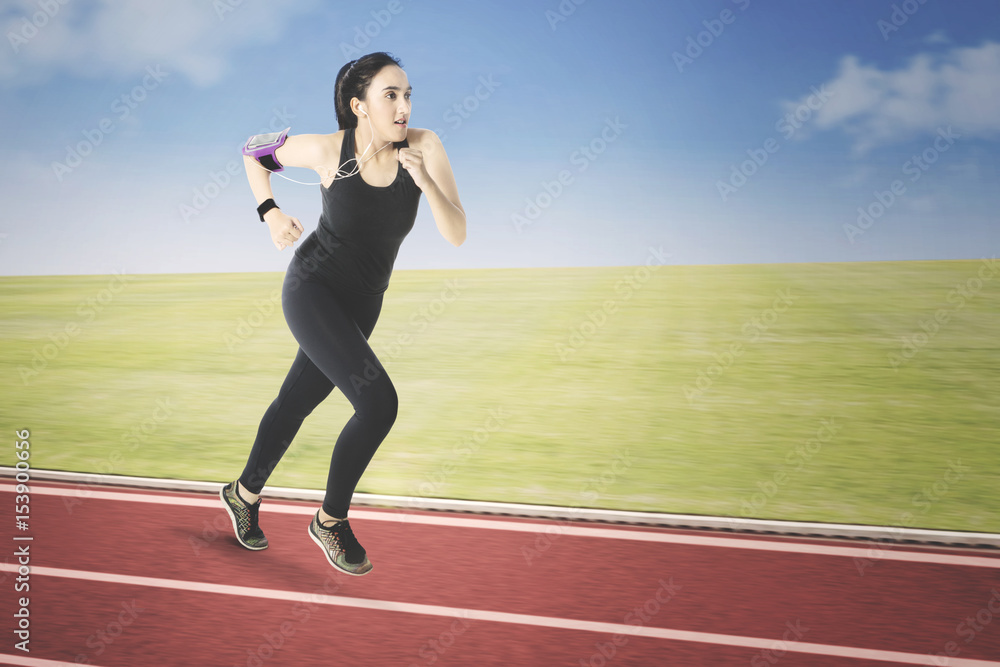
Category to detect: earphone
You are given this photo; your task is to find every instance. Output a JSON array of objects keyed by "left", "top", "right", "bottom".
[{"left": 247, "top": 104, "right": 394, "bottom": 186}]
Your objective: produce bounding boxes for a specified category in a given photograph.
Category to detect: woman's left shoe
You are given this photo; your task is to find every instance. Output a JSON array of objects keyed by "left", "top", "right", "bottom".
[
  {"left": 307, "top": 512, "right": 373, "bottom": 576},
  {"left": 220, "top": 481, "right": 268, "bottom": 550}
]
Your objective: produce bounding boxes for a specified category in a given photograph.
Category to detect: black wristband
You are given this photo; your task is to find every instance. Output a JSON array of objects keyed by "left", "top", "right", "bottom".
[{"left": 257, "top": 198, "right": 279, "bottom": 222}]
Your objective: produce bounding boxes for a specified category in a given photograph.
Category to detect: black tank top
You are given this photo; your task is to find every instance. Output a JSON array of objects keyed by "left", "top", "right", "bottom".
[{"left": 293, "top": 126, "right": 421, "bottom": 294}]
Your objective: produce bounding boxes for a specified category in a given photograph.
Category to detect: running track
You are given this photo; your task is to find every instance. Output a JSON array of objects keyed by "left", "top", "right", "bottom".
[{"left": 2, "top": 482, "right": 999, "bottom": 666}]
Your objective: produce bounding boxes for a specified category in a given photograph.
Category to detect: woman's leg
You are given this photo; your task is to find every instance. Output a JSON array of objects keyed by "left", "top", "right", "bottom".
[
  {"left": 279, "top": 276, "right": 396, "bottom": 520},
  {"left": 238, "top": 346, "right": 336, "bottom": 495}
]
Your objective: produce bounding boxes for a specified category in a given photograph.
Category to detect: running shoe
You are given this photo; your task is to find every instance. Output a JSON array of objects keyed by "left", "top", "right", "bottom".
[
  {"left": 307, "top": 512, "right": 373, "bottom": 576},
  {"left": 220, "top": 481, "right": 268, "bottom": 550}
]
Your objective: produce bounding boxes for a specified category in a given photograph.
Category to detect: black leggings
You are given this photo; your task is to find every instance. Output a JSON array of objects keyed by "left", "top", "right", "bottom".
[{"left": 239, "top": 256, "right": 397, "bottom": 518}]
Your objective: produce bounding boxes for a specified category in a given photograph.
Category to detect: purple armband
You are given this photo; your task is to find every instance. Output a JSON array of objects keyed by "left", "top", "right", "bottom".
[{"left": 243, "top": 127, "right": 290, "bottom": 172}]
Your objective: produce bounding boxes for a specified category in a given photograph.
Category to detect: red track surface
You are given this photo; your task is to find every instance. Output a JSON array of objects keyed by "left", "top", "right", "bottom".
[{"left": 2, "top": 482, "right": 999, "bottom": 666}]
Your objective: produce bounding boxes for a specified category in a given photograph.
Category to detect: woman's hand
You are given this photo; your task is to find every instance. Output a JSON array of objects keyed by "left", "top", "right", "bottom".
[
  {"left": 264, "top": 209, "right": 303, "bottom": 251},
  {"left": 397, "top": 147, "right": 432, "bottom": 191}
]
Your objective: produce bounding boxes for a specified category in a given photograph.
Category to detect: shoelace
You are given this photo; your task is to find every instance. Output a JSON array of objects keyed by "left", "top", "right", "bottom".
[
  {"left": 321, "top": 519, "right": 365, "bottom": 564},
  {"left": 246, "top": 501, "right": 261, "bottom": 533}
]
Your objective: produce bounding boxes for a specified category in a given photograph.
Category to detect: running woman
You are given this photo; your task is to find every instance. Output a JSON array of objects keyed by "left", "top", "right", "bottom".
[{"left": 221, "top": 52, "right": 466, "bottom": 576}]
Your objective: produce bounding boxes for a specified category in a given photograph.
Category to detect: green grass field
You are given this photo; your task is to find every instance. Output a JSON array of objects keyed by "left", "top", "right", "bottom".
[{"left": 2, "top": 259, "right": 998, "bottom": 532}]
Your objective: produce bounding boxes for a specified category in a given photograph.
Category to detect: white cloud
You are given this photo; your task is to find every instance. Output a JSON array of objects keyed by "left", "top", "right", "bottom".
[
  {"left": 784, "top": 41, "right": 1000, "bottom": 154},
  {"left": 0, "top": 0, "right": 320, "bottom": 88},
  {"left": 924, "top": 30, "right": 950, "bottom": 45}
]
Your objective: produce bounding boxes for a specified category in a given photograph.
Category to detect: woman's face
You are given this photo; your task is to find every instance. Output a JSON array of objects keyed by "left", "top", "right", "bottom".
[{"left": 357, "top": 65, "right": 411, "bottom": 140}]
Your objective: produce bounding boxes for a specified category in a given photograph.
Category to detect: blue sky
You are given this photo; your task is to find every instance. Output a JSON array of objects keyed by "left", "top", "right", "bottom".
[{"left": 1, "top": 0, "right": 998, "bottom": 276}]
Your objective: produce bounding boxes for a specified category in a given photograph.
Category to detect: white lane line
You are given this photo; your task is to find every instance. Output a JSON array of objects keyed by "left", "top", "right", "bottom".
[
  {"left": 2, "top": 564, "right": 999, "bottom": 667},
  {"left": 9, "top": 466, "right": 998, "bottom": 546},
  {"left": 0, "top": 656, "right": 85, "bottom": 667},
  {"left": 7, "top": 484, "right": 1000, "bottom": 569}
]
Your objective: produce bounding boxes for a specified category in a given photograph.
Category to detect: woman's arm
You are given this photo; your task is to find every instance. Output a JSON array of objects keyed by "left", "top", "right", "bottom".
[
  {"left": 407, "top": 130, "right": 466, "bottom": 247},
  {"left": 243, "top": 134, "right": 331, "bottom": 250},
  {"left": 244, "top": 133, "right": 332, "bottom": 203}
]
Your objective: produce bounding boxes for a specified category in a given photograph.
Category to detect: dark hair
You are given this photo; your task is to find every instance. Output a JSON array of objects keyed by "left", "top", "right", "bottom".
[{"left": 334, "top": 52, "right": 404, "bottom": 131}]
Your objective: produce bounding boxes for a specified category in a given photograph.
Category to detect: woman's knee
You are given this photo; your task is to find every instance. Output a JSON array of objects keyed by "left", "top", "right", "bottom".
[{"left": 356, "top": 377, "right": 398, "bottom": 427}]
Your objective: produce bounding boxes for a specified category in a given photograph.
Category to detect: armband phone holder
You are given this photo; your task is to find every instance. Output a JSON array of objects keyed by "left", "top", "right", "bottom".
[{"left": 243, "top": 127, "right": 290, "bottom": 172}]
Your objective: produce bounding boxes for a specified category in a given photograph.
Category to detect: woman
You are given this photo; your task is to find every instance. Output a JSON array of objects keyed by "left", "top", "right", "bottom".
[{"left": 220, "top": 52, "right": 466, "bottom": 576}]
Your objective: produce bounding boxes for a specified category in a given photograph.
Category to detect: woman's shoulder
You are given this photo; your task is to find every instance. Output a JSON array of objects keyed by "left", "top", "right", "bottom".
[
  {"left": 282, "top": 131, "right": 343, "bottom": 164},
  {"left": 324, "top": 130, "right": 346, "bottom": 156},
  {"left": 406, "top": 127, "right": 440, "bottom": 149}
]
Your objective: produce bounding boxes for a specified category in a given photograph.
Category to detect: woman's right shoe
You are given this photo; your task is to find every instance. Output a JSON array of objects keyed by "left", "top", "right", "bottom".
[
  {"left": 307, "top": 512, "right": 373, "bottom": 576},
  {"left": 220, "top": 481, "right": 269, "bottom": 550}
]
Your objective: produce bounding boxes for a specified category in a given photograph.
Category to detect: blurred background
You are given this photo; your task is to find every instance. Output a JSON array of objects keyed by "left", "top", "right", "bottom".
[{"left": 2, "top": 0, "right": 998, "bottom": 532}]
